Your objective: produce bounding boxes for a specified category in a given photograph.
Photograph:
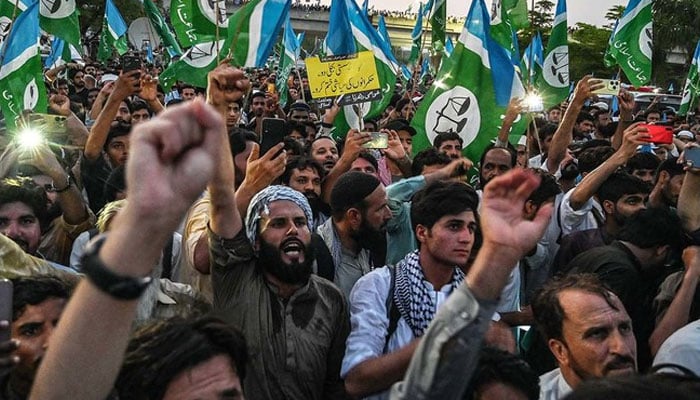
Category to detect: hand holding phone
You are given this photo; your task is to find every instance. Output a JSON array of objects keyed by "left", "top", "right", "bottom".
[
  {"left": 638, "top": 124, "right": 673, "bottom": 144},
  {"left": 684, "top": 146, "right": 700, "bottom": 169},
  {"left": 362, "top": 132, "right": 388, "bottom": 149},
  {"left": 260, "top": 118, "right": 286, "bottom": 156},
  {"left": 591, "top": 79, "right": 621, "bottom": 96}
]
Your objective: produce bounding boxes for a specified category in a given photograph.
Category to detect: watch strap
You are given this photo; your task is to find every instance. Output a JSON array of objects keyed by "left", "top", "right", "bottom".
[{"left": 81, "top": 235, "right": 153, "bottom": 300}]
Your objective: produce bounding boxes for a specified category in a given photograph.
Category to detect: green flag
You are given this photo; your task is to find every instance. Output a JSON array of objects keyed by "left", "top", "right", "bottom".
[
  {"left": 0, "top": 2, "right": 47, "bottom": 130},
  {"left": 679, "top": 40, "right": 700, "bottom": 116},
  {"left": 535, "top": 0, "right": 569, "bottom": 107},
  {"left": 97, "top": 0, "right": 129, "bottom": 63},
  {"left": 412, "top": 0, "right": 520, "bottom": 182},
  {"left": 227, "top": 0, "right": 290, "bottom": 68},
  {"left": 491, "top": 0, "right": 530, "bottom": 53},
  {"left": 158, "top": 39, "right": 229, "bottom": 90},
  {"left": 143, "top": 0, "right": 183, "bottom": 56},
  {"left": 505, "top": 0, "right": 529, "bottom": 29},
  {"left": 408, "top": 3, "right": 423, "bottom": 65},
  {"left": 171, "top": 0, "right": 227, "bottom": 47},
  {"left": 277, "top": 16, "right": 300, "bottom": 108},
  {"left": 430, "top": 0, "right": 445, "bottom": 53},
  {"left": 604, "top": 0, "right": 652, "bottom": 87},
  {"left": 39, "top": 0, "right": 81, "bottom": 47}
]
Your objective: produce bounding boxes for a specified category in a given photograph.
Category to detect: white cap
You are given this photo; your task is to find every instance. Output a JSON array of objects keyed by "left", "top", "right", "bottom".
[
  {"left": 677, "top": 130, "right": 694, "bottom": 140},
  {"left": 591, "top": 101, "right": 609, "bottom": 111},
  {"left": 517, "top": 136, "right": 527, "bottom": 147},
  {"left": 99, "top": 74, "right": 118, "bottom": 84}
]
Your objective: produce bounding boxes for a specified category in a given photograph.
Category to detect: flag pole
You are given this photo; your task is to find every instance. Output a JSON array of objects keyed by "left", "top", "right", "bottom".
[
  {"left": 215, "top": 0, "right": 221, "bottom": 64},
  {"left": 412, "top": 5, "right": 431, "bottom": 106},
  {"left": 295, "top": 68, "right": 306, "bottom": 103}
]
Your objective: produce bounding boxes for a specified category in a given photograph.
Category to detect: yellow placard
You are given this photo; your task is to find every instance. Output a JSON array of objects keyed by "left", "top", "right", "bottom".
[{"left": 305, "top": 51, "right": 380, "bottom": 99}]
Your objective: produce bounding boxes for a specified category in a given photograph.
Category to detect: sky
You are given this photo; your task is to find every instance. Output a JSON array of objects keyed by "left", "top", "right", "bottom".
[{"left": 320, "top": 0, "right": 624, "bottom": 28}]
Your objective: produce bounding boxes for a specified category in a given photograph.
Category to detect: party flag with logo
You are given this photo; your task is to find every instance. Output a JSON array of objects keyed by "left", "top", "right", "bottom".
[
  {"left": 604, "top": 0, "right": 652, "bottom": 86},
  {"left": 535, "top": 0, "right": 569, "bottom": 107},
  {"left": 0, "top": 1, "right": 47, "bottom": 129},
  {"left": 411, "top": 0, "right": 522, "bottom": 173}
]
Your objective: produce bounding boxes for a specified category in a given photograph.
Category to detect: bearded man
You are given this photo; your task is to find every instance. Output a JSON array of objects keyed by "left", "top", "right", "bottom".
[{"left": 209, "top": 184, "right": 350, "bottom": 400}]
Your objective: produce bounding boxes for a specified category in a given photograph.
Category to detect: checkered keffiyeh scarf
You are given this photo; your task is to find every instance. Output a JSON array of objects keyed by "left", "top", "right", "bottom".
[
  {"left": 393, "top": 250, "right": 465, "bottom": 337},
  {"left": 245, "top": 185, "right": 314, "bottom": 245}
]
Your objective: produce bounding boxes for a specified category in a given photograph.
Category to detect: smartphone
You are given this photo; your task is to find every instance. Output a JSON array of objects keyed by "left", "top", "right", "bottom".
[
  {"left": 122, "top": 55, "right": 142, "bottom": 77},
  {"left": 0, "top": 279, "right": 12, "bottom": 342},
  {"left": 526, "top": 96, "right": 544, "bottom": 113},
  {"left": 27, "top": 113, "right": 67, "bottom": 134},
  {"left": 684, "top": 147, "right": 700, "bottom": 168},
  {"left": 362, "top": 132, "right": 389, "bottom": 149},
  {"left": 591, "top": 79, "right": 621, "bottom": 96},
  {"left": 260, "top": 118, "right": 286, "bottom": 156},
  {"left": 639, "top": 124, "right": 673, "bottom": 144}
]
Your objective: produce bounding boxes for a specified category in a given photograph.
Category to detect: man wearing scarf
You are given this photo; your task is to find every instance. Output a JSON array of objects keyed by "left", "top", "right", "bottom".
[
  {"left": 341, "top": 180, "right": 480, "bottom": 399},
  {"left": 208, "top": 97, "right": 350, "bottom": 400}
]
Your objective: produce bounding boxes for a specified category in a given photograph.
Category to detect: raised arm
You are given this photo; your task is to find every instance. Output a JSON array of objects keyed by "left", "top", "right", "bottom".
[
  {"left": 496, "top": 98, "right": 525, "bottom": 147},
  {"left": 235, "top": 142, "right": 287, "bottom": 218},
  {"left": 568, "top": 123, "right": 648, "bottom": 210},
  {"left": 611, "top": 90, "right": 636, "bottom": 150},
  {"left": 546, "top": 76, "right": 604, "bottom": 172},
  {"left": 206, "top": 65, "right": 250, "bottom": 239},
  {"left": 30, "top": 101, "right": 222, "bottom": 400},
  {"left": 137, "top": 74, "right": 165, "bottom": 115},
  {"left": 23, "top": 144, "right": 88, "bottom": 226},
  {"left": 321, "top": 129, "right": 371, "bottom": 204},
  {"left": 383, "top": 129, "right": 413, "bottom": 177},
  {"left": 678, "top": 145, "right": 700, "bottom": 233},
  {"left": 392, "top": 170, "right": 552, "bottom": 399},
  {"left": 84, "top": 71, "right": 140, "bottom": 161},
  {"left": 649, "top": 246, "right": 700, "bottom": 356},
  {"left": 47, "top": 94, "right": 88, "bottom": 147}
]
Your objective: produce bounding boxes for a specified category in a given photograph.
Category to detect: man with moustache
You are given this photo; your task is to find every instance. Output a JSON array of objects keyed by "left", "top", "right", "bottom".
[
  {"left": 0, "top": 172, "right": 92, "bottom": 268},
  {"left": 209, "top": 183, "right": 350, "bottom": 399},
  {"left": 533, "top": 274, "right": 637, "bottom": 400},
  {"left": 13, "top": 144, "right": 94, "bottom": 266},
  {"left": 280, "top": 156, "right": 329, "bottom": 229},
  {"left": 316, "top": 172, "right": 392, "bottom": 298},
  {"left": 67, "top": 68, "right": 88, "bottom": 107},
  {"left": 81, "top": 71, "right": 140, "bottom": 214}
]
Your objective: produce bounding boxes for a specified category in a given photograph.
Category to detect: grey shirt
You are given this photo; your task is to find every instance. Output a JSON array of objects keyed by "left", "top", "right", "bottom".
[
  {"left": 210, "top": 228, "right": 350, "bottom": 400},
  {"left": 390, "top": 284, "right": 497, "bottom": 400}
]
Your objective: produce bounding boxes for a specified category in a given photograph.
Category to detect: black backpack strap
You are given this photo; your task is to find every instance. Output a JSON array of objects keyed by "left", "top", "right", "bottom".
[
  {"left": 88, "top": 227, "right": 100, "bottom": 240},
  {"left": 312, "top": 233, "right": 336, "bottom": 281},
  {"left": 384, "top": 264, "right": 401, "bottom": 352},
  {"left": 161, "top": 235, "right": 175, "bottom": 280}
]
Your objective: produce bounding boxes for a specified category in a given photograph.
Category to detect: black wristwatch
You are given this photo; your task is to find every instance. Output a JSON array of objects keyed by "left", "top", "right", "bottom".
[{"left": 81, "top": 235, "right": 153, "bottom": 300}]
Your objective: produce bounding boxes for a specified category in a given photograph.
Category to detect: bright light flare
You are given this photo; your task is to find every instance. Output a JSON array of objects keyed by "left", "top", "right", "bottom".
[
  {"left": 524, "top": 93, "right": 544, "bottom": 113},
  {"left": 15, "top": 127, "right": 45, "bottom": 151}
]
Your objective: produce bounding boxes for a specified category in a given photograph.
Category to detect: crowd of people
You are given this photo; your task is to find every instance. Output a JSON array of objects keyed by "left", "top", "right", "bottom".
[{"left": 0, "top": 46, "right": 699, "bottom": 400}]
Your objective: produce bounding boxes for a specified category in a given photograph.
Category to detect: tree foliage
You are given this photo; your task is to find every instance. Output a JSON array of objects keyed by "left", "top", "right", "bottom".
[
  {"left": 78, "top": 0, "right": 145, "bottom": 42},
  {"left": 568, "top": 23, "right": 616, "bottom": 80},
  {"left": 652, "top": 0, "right": 700, "bottom": 84},
  {"left": 603, "top": 4, "right": 625, "bottom": 29}
]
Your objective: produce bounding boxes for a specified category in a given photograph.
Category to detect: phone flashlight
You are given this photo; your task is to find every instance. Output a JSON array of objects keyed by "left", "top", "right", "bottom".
[
  {"left": 524, "top": 93, "right": 544, "bottom": 113},
  {"left": 15, "top": 127, "right": 45, "bottom": 151}
]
